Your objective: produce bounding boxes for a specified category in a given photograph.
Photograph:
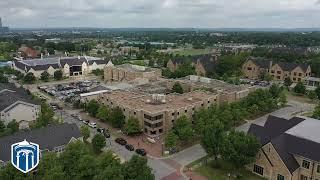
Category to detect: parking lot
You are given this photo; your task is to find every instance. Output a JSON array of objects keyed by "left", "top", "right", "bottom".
[{"left": 38, "top": 80, "right": 101, "bottom": 102}]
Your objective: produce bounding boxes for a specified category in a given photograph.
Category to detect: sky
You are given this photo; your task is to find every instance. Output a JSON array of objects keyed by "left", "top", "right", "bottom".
[{"left": 0, "top": 0, "right": 320, "bottom": 28}]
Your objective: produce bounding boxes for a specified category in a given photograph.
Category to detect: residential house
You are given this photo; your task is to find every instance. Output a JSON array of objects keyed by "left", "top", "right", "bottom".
[
  {"left": 0, "top": 123, "right": 82, "bottom": 166},
  {"left": 242, "top": 57, "right": 311, "bottom": 82},
  {"left": 248, "top": 115, "right": 320, "bottom": 180},
  {"left": 0, "top": 83, "right": 40, "bottom": 129},
  {"left": 18, "top": 46, "right": 39, "bottom": 59},
  {"left": 167, "top": 54, "right": 220, "bottom": 76}
]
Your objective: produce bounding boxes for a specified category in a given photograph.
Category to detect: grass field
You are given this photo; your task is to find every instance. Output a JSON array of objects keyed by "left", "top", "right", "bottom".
[
  {"left": 195, "top": 160, "right": 265, "bottom": 180},
  {"left": 172, "top": 48, "right": 212, "bottom": 56}
]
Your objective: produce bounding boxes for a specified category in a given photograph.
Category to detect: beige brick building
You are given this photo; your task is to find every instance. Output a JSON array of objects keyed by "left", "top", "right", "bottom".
[
  {"left": 167, "top": 54, "right": 219, "bottom": 76},
  {"left": 242, "top": 57, "right": 311, "bottom": 83},
  {"left": 13, "top": 56, "right": 107, "bottom": 78},
  {"left": 248, "top": 116, "right": 320, "bottom": 180},
  {"left": 104, "top": 62, "right": 162, "bottom": 83},
  {"left": 96, "top": 90, "right": 218, "bottom": 137}
]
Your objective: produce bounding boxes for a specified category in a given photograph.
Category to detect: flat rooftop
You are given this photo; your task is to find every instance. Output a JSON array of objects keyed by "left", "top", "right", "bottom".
[
  {"left": 104, "top": 90, "right": 217, "bottom": 113},
  {"left": 116, "top": 64, "right": 157, "bottom": 72},
  {"left": 286, "top": 116, "right": 320, "bottom": 143},
  {"left": 177, "top": 75, "right": 250, "bottom": 93}
]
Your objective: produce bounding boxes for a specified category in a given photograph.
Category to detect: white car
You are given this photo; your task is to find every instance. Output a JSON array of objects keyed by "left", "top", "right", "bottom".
[{"left": 88, "top": 122, "right": 97, "bottom": 128}]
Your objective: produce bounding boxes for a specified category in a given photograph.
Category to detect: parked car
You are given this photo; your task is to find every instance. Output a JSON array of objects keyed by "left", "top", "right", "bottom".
[
  {"left": 82, "top": 120, "right": 90, "bottom": 125},
  {"left": 88, "top": 122, "right": 97, "bottom": 128},
  {"left": 135, "top": 148, "right": 146, "bottom": 156},
  {"left": 115, "top": 138, "right": 127, "bottom": 145},
  {"left": 97, "top": 128, "right": 105, "bottom": 133},
  {"left": 125, "top": 144, "right": 134, "bottom": 151},
  {"left": 103, "top": 132, "right": 111, "bottom": 138}
]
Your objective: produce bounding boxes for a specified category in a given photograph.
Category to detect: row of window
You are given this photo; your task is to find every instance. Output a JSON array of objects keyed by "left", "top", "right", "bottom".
[
  {"left": 253, "top": 165, "right": 285, "bottom": 180},
  {"left": 144, "top": 114, "right": 163, "bottom": 121},
  {"left": 302, "top": 160, "right": 320, "bottom": 174},
  {"left": 144, "top": 121, "right": 163, "bottom": 128}
]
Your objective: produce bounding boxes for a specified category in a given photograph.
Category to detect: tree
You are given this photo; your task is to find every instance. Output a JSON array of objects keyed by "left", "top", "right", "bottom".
[
  {"left": 96, "top": 105, "right": 110, "bottom": 122},
  {"left": 32, "top": 103, "right": 55, "bottom": 128},
  {"left": 201, "top": 120, "right": 225, "bottom": 161},
  {"left": 54, "top": 70, "right": 63, "bottom": 80},
  {"left": 124, "top": 117, "right": 142, "bottom": 136},
  {"left": 124, "top": 155, "right": 155, "bottom": 180},
  {"left": 92, "top": 134, "right": 106, "bottom": 152},
  {"left": 0, "top": 73, "right": 8, "bottom": 83},
  {"left": 7, "top": 120, "right": 19, "bottom": 133},
  {"left": 40, "top": 71, "right": 50, "bottom": 82},
  {"left": 279, "top": 91, "right": 287, "bottom": 106},
  {"left": 308, "top": 91, "right": 317, "bottom": 101},
  {"left": 315, "top": 86, "right": 320, "bottom": 100},
  {"left": 221, "top": 131, "right": 260, "bottom": 168},
  {"left": 110, "top": 107, "right": 125, "bottom": 128},
  {"left": 269, "top": 84, "right": 282, "bottom": 98},
  {"left": 165, "top": 130, "right": 178, "bottom": 149},
  {"left": 172, "top": 82, "right": 183, "bottom": 94},
  {"left": 293, "top": 82, "right": 306, "bottom": 94},
  {"left": 284, "top": 77, "right": 293, "bottom": 87},
  {"left": 80, "top": 125, "right": 90, "bottom": 142},
  {"left": 312, "top": 105, "right": 320, "bottom": 119},
  {"left": 86, "top": 100, "right": 100, "bottom": 117},
  {"left": 173, "top": 115, "right": 194, "bottom": 141},
  {"left": 23, "top": 72, "right": 36, "bottom": 84},
  {"left": 0, "top": 121, "right": 5, "bottom": 133}
]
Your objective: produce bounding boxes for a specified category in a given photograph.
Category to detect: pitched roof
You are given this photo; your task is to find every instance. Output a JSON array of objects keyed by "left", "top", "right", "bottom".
[
  {"left": 249, "top": 57, "right": 271, "bottom": 69},
  {"left": 248, "top": 116, "right": 320, "bottom": 174},
  {"left": 0, "top": 83, "right": 39, "bottom": 111},
  {"left": 0, "top": 123, "right": 81, "bottom": 162},
  {"left": 60, "top": 57, "right": 87, "bottom": 66},
  {"left": 171, "top": 54, "right": 218, "bottom": 73}
]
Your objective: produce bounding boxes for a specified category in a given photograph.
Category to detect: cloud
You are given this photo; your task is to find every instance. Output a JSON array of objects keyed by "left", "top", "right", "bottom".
[{"left": 0, "top": 0, "right": 319, "bottom": 28}]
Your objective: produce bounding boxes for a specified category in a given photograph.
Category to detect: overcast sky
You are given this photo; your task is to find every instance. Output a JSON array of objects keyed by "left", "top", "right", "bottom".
[{"left": 1, "top": 0, "right": 320, "bottom": 28}]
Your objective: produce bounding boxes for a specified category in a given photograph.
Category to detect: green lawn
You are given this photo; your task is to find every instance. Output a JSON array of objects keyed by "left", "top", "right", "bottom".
[
  {"left": 195, "top": 160, "right": 265, "bottom": 180},
  {"left": 172, "top": 48, "right": 212, "bottom": 56}
]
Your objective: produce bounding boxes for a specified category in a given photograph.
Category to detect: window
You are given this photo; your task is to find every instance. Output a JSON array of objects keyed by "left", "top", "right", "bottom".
[
  {"left": 317, "top": 165, "right": 320, "bottom": 173},
  {"left": 294, "top": 72, "right": 297, "bottom": 76},
  {"left": 277, "top": 174, "right": 285, "bottom": 180},
  {"left": 277, "top": 71, "right": 281, "bottom": 74},
  {"left": 172, "top": 113, "right": 174, "bottom": 116},
  {"left": 247, "top": 67, "right": 252, "bottom": 70},
  {"left": 253, "top": 164, "right": 264, "bottom": 176},
  {"left": 134, "top": 112, "right": 136, "bottom": 115},
  {"left": 300, "top": 175, "right": 308, "bottom": 180},
  {"left": 293, "top": 78, "right": 296, "bottom": 81},
  {"left": 271, "top": 70, "right": 275, "bottom": 73},
  {"left": 277, "top": 76, "right": 281, "bottom": 79},
  {"left": 185, "top": 110, "right": 187, "bottom": 113},
  {"left": 302, "top": 160, "right": 310, "bottom": 169},
  {"left": 299, "top": 73, "right": 302, "bottom": 76}
]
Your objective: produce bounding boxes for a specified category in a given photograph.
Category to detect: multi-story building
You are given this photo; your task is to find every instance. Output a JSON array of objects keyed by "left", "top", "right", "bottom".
[
  {"left": 0, "top": 83, "right": 40, "bottom": 129},
  {"left": 104, "top": 62, "right": 162, "bottom": 83},
  {"left": 13, "top": 56, "right": 107, "bottom": 78},
  {"left": 242, "top": 57, "right": 311, "bottom": 82},
  {"left": 97, "top": 90, "right": 218, "bottom": 137},
  {"left": 0, "top": 123, "right": 82, "bottom": 166},
  {"left": 167, "top": 54, "right": 219, "bottom": 77},
  {"left": 248, "top": 115, "right": 320, "bottom": 180}
]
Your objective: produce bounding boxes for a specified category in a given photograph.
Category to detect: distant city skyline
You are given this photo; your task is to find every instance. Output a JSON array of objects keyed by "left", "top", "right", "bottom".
[{"left": 0, "top": 0, "right": 320, "bottom": 28}]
